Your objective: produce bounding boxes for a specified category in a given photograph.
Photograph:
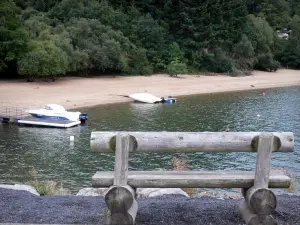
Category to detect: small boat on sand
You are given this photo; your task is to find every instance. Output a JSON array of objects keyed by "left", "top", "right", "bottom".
[{"left": 129, "top": 93, "right": 177, "bottom": 104}]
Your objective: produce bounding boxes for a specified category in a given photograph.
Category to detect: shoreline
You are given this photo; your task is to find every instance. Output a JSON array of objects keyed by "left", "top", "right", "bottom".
[
  {"left": 0, "top": 69, "right": 299, "bottom": 110},
  {"left": 82, "top": 81, "right": 300, "bottom": 110}
]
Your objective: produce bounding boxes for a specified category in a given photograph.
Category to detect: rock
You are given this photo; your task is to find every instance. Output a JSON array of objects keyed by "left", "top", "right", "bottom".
[
  {"left": 137, "top": 188, "right": 190, "bottom": 198},
  {"left": 192, "top": 189, "right": 242, "bottom": 200},
  {"left": 0, "top": 184, "right": 40, "bottom": 196},
  {"left": 77, "top": 187, "right": 190, "bottom": 198},
  {"left": 76, "top": 188, "right": 108, "bottom": 196}
]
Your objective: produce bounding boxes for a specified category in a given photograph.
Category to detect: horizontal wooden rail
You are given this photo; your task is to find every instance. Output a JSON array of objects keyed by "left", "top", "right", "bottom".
[
  {"left": 90, "top": 131, "right": 294, "bottom": 153},
  {"left": 92, "top": 170, "right": 291, "bottom": 188}
]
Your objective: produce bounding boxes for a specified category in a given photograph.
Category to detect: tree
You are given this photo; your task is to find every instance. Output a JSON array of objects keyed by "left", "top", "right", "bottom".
[
  {"left": 18, "top": 40, "right": 68, "bottom": 80},
  {"left": 14, "top": 0, "right": 62, "bottom": 11},
  {"left": 289, "top": 0, "right": 300, "bottom": 16},
  {"left": 244, "top": 15, "right": 279, "bottom": 71},
  {"left": 291, "top": 15, "right": 300, "bottom": 38},
  {"left": 257, "top": 0, "right": 291, "bottom": 29},
  {"left": 22, "top": 14, "right": 89, "bottom": 74},
  {"left": 1, "top": 0, "right": 300, "bottom": 79},
  {"left": 167, "top": 58, "right": 187, "bottom": 77},
  {"left": 66, "top": 18, "right": 151, "bottom": 74},
  {"left": 280, "top": 15, "right": 300, "bottom": 69},
  {"left": 0, "top": 0, "right": 29, "bottom": 75},
  {"left": 232, "top": 35, "right": 255, "bottom": 72},
  {"left": 255, "top": 53, "right": 280, "bottom": 71}
]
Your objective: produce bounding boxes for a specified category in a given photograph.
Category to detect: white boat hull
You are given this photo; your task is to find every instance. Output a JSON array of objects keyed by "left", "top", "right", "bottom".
[
  {"left": 27, "top": 104, "right": 88, "bottom": 123},
  {"left": 129, "top": 93, "right": 162, "bottom": 104}
]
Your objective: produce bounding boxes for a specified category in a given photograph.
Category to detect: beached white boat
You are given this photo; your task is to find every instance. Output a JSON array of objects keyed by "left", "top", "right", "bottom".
[
  {"left": 27, "top": 104, "right": 88, "bottom": 123},
  {"left": 129, "top": 93, "right": 178, "bottom": 104},
  {"left": 129, "top": 93, "right": 163, "bottom": 104}
]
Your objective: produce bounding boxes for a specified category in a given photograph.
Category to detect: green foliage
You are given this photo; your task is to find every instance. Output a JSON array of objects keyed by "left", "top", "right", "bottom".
[
  {"left": 254, "top": 53, "right": 280, "bottom": 71},
  {"left": 128, "top": 12, "right": 168, "bottom": 71},
  {"left": 278, "top": 15, "right": 300, "bottom": 69},
  {"left": 167, "top": 58, "right": 187, "bottom": 76},
  {"left": 273, "top": 37, "right": 289, "bottom": 63},
  {"left": 28, "top": 167, "right": 70, "bottom": 196},
  {"left": 66, "top": 18, "right": 145, "bottom": 73},
  {"left": 18, "top": 39, "right": 68, "bottom": 78},
  {"left": 244, "top": 15, "right": 280, "bottom": 70},
  {"left": 291, "top": 15, "right": 300, "bottom": 38},
  {"left": 281, "top": 37, "right": 300, "bottom": 69},
  {"left": 245, "top": 15, "right": 274, "bottom": 52},
  {"left": 126, "top": 48, "right": 153, "bottom": 75},
  {"left": 0, "top": 0, "right": 29, "bottom": 73},
  {"left": 276, "top": 15, "right": 300, "bottom": 69},
  {"left": 192, "top": 49, "right": 233, "bottom": 73},
  {"left": 232, "top": 35, "right": 255, "bottom": 72},
  {"left": 257, "top": 0, "right": 291, "bottom": 29},
  {"left": 168, "top": 42, "right": 185, "bottom": 63},
  {"left": 290, "top": 0, "right": 300, "bottom": 16},
  {"left": 1, "top": 0, "right": 300, "bottom": 79}
]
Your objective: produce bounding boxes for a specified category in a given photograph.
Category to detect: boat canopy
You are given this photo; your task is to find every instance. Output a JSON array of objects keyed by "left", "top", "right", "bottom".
[{"left": 45, "top": 104, "right": 66, "bottom": 112}]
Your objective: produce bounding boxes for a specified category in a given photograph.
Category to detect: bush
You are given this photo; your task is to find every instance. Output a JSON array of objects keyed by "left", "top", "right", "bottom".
[
  {"left": 255, "top": 53, "right": 280, "bottom": 71},
  {"left": 229, "top": 67, "right": 252, "bottom": 77},
  {"left": 28, "top": 167, "right": 71, "bottom": 196},
  {"left": 172, "top": 156, "right": 194, "bottom": 196},
  {"left": 166, "top": 59, "right": 187, "bottom": 77},
  {"left": 192, "top": 51, "right": 214, "bottom": 71},
  {"left": 192, "top": 49, "right": 233, "bottom": 73},
  {"left": 126, "top": 48, "right": 153, "bottom": 75},
  {"left": 18, "top": 40, "right": 68, "bottom": 80},
  {"left": 232, "top": 35, "right": 255, "bottom": 71}
]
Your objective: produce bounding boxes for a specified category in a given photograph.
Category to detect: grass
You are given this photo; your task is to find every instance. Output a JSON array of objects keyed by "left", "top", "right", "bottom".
[
  {"left": 28, "top": 167, "right": 71, "bottom": 196},
  {"left": 288, "top": 172, "right": 297, "bottom": 193},
  {"left": 171, "top": 156, "right": 194, "bottom": 196}
]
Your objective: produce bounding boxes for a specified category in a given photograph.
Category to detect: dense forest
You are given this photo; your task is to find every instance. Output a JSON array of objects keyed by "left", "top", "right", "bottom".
[{"left": 1, "top": 0, "right": 300, "bottom": 80}]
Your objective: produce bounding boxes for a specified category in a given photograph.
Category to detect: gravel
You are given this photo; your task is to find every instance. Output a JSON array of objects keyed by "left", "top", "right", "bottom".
[{"left": 0, "top": 188, "right": 299, "bottom": 224}]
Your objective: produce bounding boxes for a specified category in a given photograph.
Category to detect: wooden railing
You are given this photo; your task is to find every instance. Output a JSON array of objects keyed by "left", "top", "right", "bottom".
[{"left": 90, "top": 131, "right": 294, "bottom": 225}]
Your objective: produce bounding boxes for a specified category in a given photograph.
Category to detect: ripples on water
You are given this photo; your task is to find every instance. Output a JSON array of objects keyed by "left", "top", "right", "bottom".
[{"left": 0, "top": 86, "right": 299, "bottom": 194}]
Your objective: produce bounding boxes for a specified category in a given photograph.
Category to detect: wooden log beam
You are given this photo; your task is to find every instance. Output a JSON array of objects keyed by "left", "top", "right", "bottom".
[
  {"left": 242, "top": 188, "right": 277, "bottom": 215},
  {"left": 105, "top": 186, "right": 135, "bottom": 212},
  {"left": 254, "top": 133, "right": 274, "bottom": 188},
  {"left": 114, "top": 134, "right": 131, "bottom": 186},
  {"left": 109, "top": 200, "right": 137, "bottom": 225},
  {"left": 104, "top": 134, "right": 137, "bottom": 225},
  {"left": 105, "top": 185, "right": 137, "bottom": 225},
  {"left": 239, "top": 200, "right": 277, "bottom": 225},
  {"left": 90, "top": 131, "right": 294, "bottom": 153},
  {"left": 92, "top": 170, "right": 291, "bottom": 188},
  {"left": 244, "top": 133, "right": 277, "bottom": 215}
]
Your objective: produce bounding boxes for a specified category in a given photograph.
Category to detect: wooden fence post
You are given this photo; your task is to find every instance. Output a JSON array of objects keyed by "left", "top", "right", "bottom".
[
  {"left": 240, "top": 133, "right": 277, "bottom": 224},
  {"left": 104, "top": 134, "right": 137, "bottom": 225},
  {"left": 239, "top": 200, "right": 277, "bottom": 225}
]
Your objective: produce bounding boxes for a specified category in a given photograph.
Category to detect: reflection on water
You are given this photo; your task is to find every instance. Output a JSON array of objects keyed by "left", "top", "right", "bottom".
[{"left": 0, "top": 86, "right": 299, "bottom": 193}]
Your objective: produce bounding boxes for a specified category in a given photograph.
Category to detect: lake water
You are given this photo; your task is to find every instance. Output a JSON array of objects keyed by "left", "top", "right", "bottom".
[{"left": 0, "top": 86, "right": 299, "bottom": 194}]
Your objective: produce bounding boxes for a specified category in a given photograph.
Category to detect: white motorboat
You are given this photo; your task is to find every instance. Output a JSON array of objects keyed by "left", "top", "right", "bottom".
[
  {"left": 27, "top": 104, "right": 88, "bottom": 123},
  {"left": 129, "top": 93, "right": 178, "bottom": 104},
  {"left": 129, "top": 93, "right": 162, "bottom": 103}
]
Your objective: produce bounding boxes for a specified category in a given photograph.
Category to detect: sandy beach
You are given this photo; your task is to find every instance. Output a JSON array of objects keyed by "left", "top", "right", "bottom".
[{"left": 0, "top": 69, "right": 299, "bottom": 109}]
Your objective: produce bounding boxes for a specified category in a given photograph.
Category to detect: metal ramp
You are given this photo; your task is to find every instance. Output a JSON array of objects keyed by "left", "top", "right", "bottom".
[{"left": 0, "top": 106, "right": 29, "bottom": 122}]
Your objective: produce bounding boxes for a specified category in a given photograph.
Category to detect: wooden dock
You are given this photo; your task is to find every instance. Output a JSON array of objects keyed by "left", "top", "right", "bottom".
[{"left": 17, "top": 118, "right": 81, "bottom": 128}]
